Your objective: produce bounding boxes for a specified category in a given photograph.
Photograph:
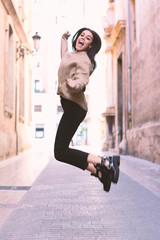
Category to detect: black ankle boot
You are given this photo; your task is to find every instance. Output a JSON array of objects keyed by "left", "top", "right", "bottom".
[
  {"left": 91, "top": 155, "right": 120, "bottom": 192},
  {"left": 91, "top": 157, "right": 113, "bottom": 192},
  {"left": 108, "top": 155, "right": 120, "bottom": 183}
]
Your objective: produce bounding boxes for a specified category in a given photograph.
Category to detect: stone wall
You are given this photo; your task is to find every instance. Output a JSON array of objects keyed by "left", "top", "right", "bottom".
[
  {"left": 127, "top": 122, "right": 160, "bottom": 164},
  {"left": 0, "top": 0, "right": 33, "bottom": 161},
  {"left": 127, "top": 0, "right": 160, "bottom": 163}
]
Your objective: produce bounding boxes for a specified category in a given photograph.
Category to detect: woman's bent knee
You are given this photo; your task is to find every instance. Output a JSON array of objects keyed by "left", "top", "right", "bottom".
[{"left": 54, "top": 146, "right": 64, "bottom": 162}]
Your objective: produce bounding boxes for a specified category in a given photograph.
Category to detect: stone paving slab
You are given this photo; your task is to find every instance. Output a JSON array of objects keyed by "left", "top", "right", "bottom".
[
  {"left": 0, "top": 150, "right": 49, "bottom": 227},
  {"left": 116, "top": 154, "right": 160, "bottom": 198},
  {"left": 0, "top": 155, "right": 160, "bottom": 240}
]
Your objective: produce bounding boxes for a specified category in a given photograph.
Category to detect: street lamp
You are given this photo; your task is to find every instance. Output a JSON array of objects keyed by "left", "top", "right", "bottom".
[
  {"left": 16, "top": 32, "right": 41, "bottom": 60},
  {"left": 32, "top": 32, "right": 41, "bottom": 51}
]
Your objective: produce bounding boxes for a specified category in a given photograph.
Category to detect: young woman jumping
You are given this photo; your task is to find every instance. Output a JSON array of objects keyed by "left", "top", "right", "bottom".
[{"left": 54, "top": 27, "right": 120, "bottom": 192}]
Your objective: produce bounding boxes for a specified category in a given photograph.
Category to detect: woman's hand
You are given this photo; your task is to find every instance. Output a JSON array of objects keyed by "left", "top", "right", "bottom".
[
  {"left": 63, "top": 31, "right": 71, "bottom": 39},
  {"left": 65, "top": 78, "right": 76, "bottom": 88}
]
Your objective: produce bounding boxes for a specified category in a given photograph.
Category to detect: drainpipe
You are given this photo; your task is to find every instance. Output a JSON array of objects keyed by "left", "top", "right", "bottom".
[
  {"left": 127, "top": 0, "right": 132, "bottom": 129},
  {"left": 15, "top": 83, "right": 18, "bottom": 155}
]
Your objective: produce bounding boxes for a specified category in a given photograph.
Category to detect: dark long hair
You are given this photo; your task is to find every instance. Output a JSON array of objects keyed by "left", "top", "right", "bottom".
[{"left": 72, "top": 27, "right": 102, "bottom": 75}]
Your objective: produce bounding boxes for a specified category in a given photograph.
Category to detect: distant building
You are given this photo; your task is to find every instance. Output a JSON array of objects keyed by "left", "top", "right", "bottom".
[
  {"left": 31, "top": 0, "right": 58, "bottom": 153},
  {"left": 102, "top": 0, "right": 160, "bottom": 163},
  {"left": 0, "top": 0, "right": 33, "bottom": 160}
]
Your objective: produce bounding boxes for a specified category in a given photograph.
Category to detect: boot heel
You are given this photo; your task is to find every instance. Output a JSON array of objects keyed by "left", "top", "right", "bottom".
[
  {"left": 113, "top": 155, "right": 120, "bottom": 166},
  {"left": 112, "top": 155, "right": 120, "bottom": 183}
]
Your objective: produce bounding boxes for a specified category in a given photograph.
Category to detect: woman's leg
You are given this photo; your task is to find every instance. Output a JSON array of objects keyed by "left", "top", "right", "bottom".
[
  {"left": 54, "top": 98, "right": 89, "bottom": 170},
  {"left": 86, "top": 154, "right": 110, "bottom": 174},
  {"left": 54, "top": 97, "right": 120, "bottom": 191},
  {"left": 55, "top": 98, "right": 112, "bottom": 171}
]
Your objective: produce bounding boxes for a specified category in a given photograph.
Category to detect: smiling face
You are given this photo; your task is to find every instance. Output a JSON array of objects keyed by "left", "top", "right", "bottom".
[{"left": 75, "top": 30, "right": 93, "bottom": 52}]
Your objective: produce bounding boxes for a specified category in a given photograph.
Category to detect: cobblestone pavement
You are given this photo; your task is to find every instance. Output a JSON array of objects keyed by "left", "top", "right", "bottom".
[{"left": 0, "top": 148, "right": 160, "bottom": 240}]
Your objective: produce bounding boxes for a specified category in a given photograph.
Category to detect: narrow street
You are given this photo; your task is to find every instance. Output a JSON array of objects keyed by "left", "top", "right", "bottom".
[
  {"left": 1, "top": 1, "right": 160, "bottom": 239},
  {"left": 0, "top": 148, "right": 160, "bottom": 239}
]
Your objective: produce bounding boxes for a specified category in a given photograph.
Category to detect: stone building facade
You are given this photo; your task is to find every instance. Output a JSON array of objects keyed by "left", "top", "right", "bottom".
[
  {"left": 0, "top": 0, "right": 33, "bottom": 160},
  {"left": 102, "top": 0, "right": 160, "bottom": 163}
]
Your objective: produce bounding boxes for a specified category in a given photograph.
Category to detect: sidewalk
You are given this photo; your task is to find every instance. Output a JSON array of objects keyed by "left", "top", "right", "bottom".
[{"left": 0, "top": 148, "right": 160, "bottom": 240}]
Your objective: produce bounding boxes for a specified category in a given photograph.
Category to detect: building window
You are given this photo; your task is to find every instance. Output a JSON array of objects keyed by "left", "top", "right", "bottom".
[
  {"left": 34, "top": 105, "right": 42, "bottom": 112},
  {"left": 4, "top": 25, "right": 14, "bottom": 118},
  {"left": 35, "top": 124, "right": 44, "bottom": 138},
  {"left": 57, "top": 105, "right": 63, "bottom": 113},
  {"left": 34, "top": 79, "right": 45, "bottom": 93},
  {"left": 34, "top": 79, "right": 41, "bottom": 93}
]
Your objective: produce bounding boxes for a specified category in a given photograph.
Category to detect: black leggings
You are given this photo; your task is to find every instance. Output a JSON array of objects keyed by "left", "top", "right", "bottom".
[{"left": 54, "top": 97, "right": 89, "bottom": 170}]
